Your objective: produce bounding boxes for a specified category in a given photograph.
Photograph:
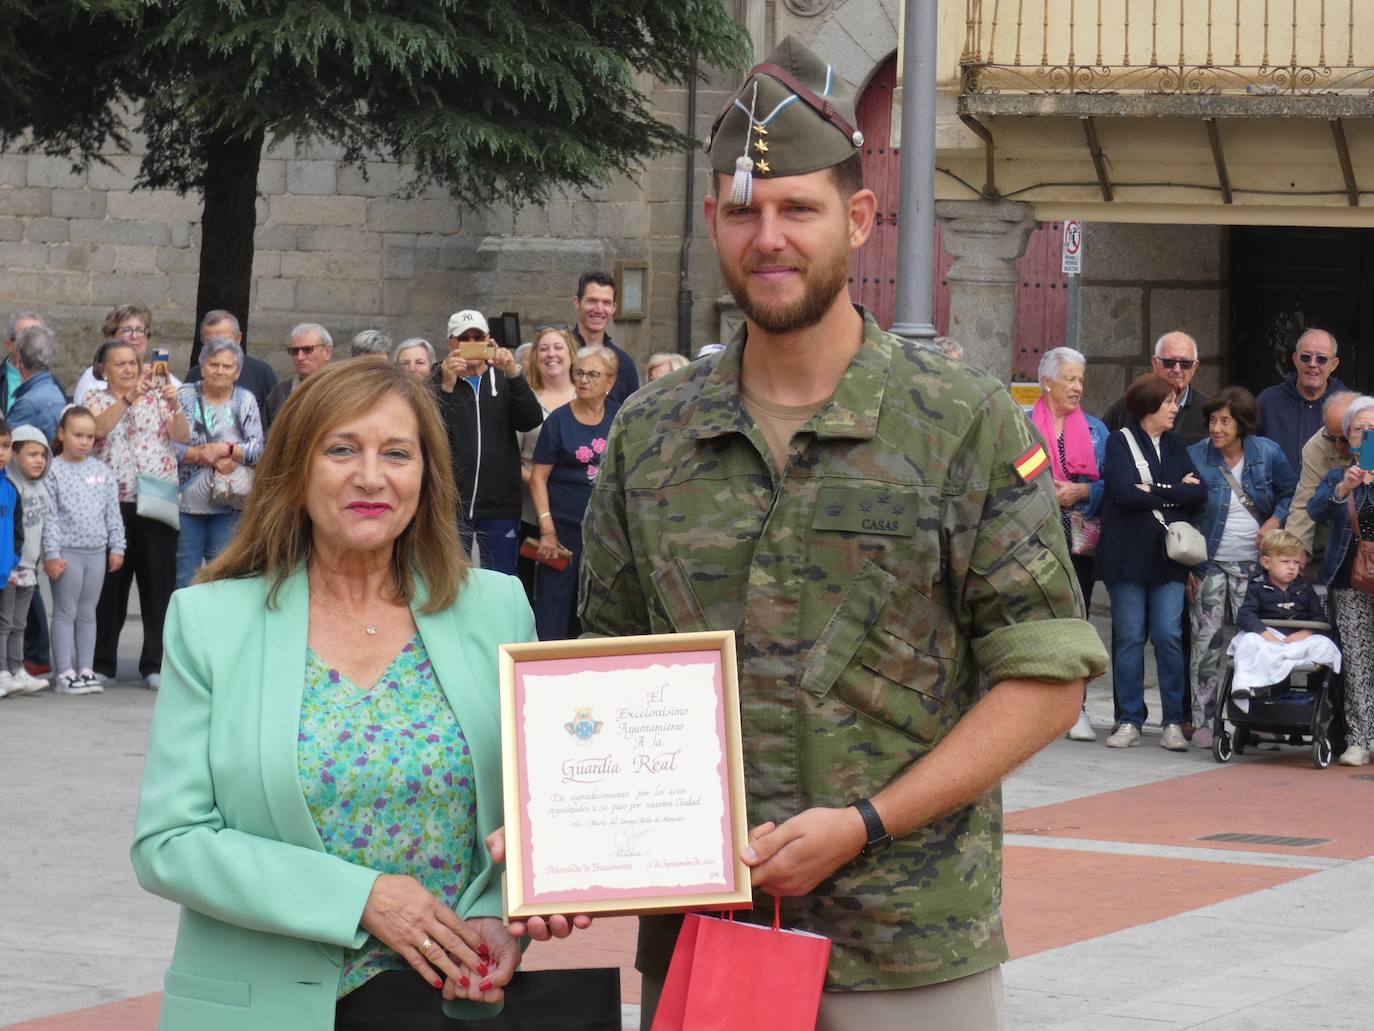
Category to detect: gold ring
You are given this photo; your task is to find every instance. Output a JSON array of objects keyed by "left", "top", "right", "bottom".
[{"left": 421, "top": 937, "right": 436, "bottom": 955}]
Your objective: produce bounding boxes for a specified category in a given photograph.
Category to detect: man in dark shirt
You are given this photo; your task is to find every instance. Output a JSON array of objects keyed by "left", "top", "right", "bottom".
[
  {"left": 184, "top": 310, "right": 279, "bottom": 416},
  {"left": 1257, "top": 328, "right": 1348, "bottom": 475},
  {"left": 1102, "top": 330, "right": 1209, "bottom": 444},
  {"left": 263, "top": 323, "right": 333, "bottom": 431},
  {"left": 570, "top": 270, "right": 639, "bottom": 405}
]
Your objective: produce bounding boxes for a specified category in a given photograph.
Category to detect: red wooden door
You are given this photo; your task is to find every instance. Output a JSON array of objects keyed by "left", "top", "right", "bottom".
[
  {"left": 850, "top": 54, "right": 1065, "bottom": 378},
  {"left": 1014, "top": 221, "right": 1069, "bottom": 379},
  {"left": 849, "top": 57, "right": 950, "bottom": 332}
]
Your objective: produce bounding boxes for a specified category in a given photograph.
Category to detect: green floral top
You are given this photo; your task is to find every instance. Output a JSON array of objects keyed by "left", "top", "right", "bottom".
[{"left": 297, "top": 635, "right": 478, "bottom": 997}]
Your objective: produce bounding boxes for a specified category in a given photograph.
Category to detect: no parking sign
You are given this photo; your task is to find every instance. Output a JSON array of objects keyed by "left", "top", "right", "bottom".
[{"left": 1061, "top": 220, "right": 1083, "bottom": 275}]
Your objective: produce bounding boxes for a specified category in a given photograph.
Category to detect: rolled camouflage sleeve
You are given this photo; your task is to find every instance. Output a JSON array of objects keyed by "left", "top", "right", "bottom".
[
  {"left": 951, "top": 388, "right": 1108, "bottom": 685},
  {"left": 577, "top": 412, "right": 651, "bottom": 639}
]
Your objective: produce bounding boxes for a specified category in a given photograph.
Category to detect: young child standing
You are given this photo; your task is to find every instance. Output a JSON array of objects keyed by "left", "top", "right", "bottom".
[
  {"left": 42, "top": 407, "right": 125, "bottom": 695},
  {"left": 0, "top": 424, "right": 48, "bottom": 697},
  {"left": 0, "top": 419, "right": 25, "bottom": 700}
]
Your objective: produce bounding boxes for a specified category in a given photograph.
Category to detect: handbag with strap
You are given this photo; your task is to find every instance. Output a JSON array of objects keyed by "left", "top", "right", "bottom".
[
  {"left": 1119, "top": 428, "right": 1207, "bottom": 567},
  {"left": 136, "top": 472, "right": 180, "bottom": 530},
  {"left": 1347, "top": 494, "right": 1374, "bottom": 594},
  {"left": 196, "top": 387, "right": 254, "bottom": 510},
  {"left": 1216, "top": 460, "right": 1268, "bottom": 526}
]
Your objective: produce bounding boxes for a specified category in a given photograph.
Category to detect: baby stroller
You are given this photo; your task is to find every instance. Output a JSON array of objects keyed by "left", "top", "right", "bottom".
[{"left": 1211, "top": 619, "right": 1340, "bottom": 769}]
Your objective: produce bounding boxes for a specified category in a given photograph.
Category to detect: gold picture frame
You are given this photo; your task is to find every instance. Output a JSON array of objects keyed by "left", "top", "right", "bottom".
[{"left": 499, "top": 630, "right": 752, "bottom": 919}]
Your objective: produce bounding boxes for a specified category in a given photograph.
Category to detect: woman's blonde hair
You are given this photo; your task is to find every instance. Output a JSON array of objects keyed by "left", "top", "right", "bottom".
[
  {"left": 198, "top": 359, "right": 467, "bottom": 611},
  {"left": 645, "top": 352, "right": 688, "bottom": 378},
  {"left": 525, "top": 325, "right": 576, "bottom": 392}
]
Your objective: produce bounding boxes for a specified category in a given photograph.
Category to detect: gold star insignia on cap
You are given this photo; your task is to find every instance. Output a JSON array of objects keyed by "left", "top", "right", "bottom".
[
  {"left": 753, "top": 138, "right": 769, "bottom": 154},
  {"left": 752, "top": 123, "right": 768, "bottom": 136},
  {"left": 756, "top": 159, "right": 771, "bottom": 174}
]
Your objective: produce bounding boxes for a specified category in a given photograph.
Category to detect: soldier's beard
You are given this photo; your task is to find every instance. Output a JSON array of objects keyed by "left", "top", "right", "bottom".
[{"left": 721, "top": 246, "right": 851, "bottom": 335}]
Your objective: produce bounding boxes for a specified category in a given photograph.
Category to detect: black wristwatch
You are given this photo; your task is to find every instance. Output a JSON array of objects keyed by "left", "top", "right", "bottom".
[{"left": 850, "top": 798, "right": 893, "bottom": 856}]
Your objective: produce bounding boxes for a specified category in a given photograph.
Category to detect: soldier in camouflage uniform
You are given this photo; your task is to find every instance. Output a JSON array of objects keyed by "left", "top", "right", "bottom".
[{"left": 578, "top": 37, "right": 1109, "bottom": 1030}]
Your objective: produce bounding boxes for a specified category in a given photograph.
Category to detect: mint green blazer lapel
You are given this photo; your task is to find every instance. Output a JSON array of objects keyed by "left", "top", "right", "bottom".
[
  {"left": 257, "top": 566, "right": 327, "bottom": 853},
  {"left": 413, "top": 593, "right": 500, "bottom": 816}
]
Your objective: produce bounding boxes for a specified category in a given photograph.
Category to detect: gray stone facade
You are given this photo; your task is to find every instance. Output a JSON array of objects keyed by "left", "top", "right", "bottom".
[{"left": 1070, "top": 223, "right": 1227, "bottom": 417}]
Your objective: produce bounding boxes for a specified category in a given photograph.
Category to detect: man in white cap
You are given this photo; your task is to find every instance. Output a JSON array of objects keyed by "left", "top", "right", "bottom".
[{"left": 437, "top": 309, "right": 543, "bottom": 574}]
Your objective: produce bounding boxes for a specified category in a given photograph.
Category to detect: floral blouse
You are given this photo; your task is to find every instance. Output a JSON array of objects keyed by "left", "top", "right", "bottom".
[
  {"left": 297, "top": 635, "right": 478, "bottom": 997},
  {"left": 82, "top": 388, "right": 179, "bottom": 502}
]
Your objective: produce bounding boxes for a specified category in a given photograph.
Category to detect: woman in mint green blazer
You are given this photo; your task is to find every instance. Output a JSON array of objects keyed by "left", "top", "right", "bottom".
[{"left": 132, "top": 361, "right": 551, "bottom": 1030}]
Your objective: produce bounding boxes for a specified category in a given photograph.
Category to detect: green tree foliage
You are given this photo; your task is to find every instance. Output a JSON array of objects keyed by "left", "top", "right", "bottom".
[{"left": 3, "top": 1, "right": 750, "bottom": 350}]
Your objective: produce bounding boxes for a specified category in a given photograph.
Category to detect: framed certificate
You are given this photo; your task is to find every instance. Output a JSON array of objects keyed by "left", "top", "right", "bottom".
[{"left": 499, "top": 631, "right": 752, "bottom": 919}]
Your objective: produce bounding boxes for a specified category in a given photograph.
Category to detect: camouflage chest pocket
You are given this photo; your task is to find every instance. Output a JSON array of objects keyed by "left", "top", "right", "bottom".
[{"left": 799, "top": 560, "right": 962, "bottom": 746}]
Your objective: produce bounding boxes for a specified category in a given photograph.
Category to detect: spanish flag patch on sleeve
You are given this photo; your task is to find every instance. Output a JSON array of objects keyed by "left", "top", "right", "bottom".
[{"left": 1012, "top": 443, "right": 1050, "bottom": 484}]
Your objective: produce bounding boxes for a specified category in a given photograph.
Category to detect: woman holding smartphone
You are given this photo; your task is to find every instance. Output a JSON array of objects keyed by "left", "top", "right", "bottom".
[{"left": 81, "top": 340, "right": 190, "bottom": 690}]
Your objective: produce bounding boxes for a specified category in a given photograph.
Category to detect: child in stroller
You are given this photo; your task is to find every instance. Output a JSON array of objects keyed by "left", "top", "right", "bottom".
[{"left": 1220, "top": 531, "right": 1342, "bottom": 764}]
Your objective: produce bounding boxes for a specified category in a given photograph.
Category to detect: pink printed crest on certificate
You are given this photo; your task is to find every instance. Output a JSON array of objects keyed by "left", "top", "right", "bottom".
[{"left": 499, "top": 632, "right": 752, "bottom": 919}]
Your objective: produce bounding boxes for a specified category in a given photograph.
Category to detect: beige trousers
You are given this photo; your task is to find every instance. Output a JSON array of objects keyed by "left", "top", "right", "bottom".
[{"left": 638, "top": 965, "right": 1005, "bottom": 1031}]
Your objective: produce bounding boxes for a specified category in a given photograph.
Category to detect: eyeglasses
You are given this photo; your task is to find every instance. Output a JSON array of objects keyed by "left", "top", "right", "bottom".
[
  {"left": 117, "top": 326, "right": 151, "bottom": 338},
  {"left": 571, "top": 369, "right": 605, "bottom": 381},
  {"left": 1157, "top": 357, "right": 1197, "bottom": 370},
  {"left": 1321, "top": 431, "right": 1347, "bottom": 444},
  {"left": 287, "top": 345, "right": 318, "bottom": 357},
  {"left": 1297, "top": 352, "right": 1332, "bottom": 366}
]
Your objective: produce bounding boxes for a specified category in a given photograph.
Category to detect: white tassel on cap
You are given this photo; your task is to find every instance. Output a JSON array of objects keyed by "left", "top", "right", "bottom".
[
  {"left": 728, "top": 81, "right": 759, "bottom": 206},
  {"left": 729, "top": 155, "right": 754, "bottom": 206}
]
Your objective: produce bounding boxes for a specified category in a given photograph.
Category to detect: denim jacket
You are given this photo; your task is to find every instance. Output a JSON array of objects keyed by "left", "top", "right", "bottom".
[
  {"left": 1187, "top": 434, "right": 1296, "bottom": 575},
  {"left": 1065, "top": 413, "right": 1110, "bottom": 518},
  {"left": 1308, "top": 471, "right": 1374, "bottom": 586}
]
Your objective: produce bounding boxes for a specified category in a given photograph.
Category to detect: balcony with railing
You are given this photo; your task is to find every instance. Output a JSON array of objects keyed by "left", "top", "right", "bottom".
[{"left": 960, "top": 1, "right": 1374, "bottom": 115}]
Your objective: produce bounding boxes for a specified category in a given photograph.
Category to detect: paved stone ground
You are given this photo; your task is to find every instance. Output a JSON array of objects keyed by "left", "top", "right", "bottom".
[{"left": 4, "top": 601, "right": 1369, "bottom": 1030}]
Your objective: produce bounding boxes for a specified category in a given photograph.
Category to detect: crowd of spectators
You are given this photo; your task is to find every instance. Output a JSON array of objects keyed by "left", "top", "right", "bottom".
[
  {"left": 1044, "top": 326, "right": 1371, "bottom": 766},
  {"left": 0, "top": 289, "right": 1368, "bottom": 767},
  {"left": 0, "top": 269, "right": 711, "bottom": 701}
]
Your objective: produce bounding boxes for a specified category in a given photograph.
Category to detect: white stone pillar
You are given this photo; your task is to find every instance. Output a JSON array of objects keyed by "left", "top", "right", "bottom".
[{"left": 935, "top": 199, "right": 1036, "bottom": 382}]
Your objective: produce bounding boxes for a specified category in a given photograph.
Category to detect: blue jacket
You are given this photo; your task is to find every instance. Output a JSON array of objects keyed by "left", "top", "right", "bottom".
[
  {"left": 1098, "top": 424, "right": 1206, "bottom": 585},
  {"left": 1308, "top": 470, "right": 1374, "bottom": 586},
  {"left": 1186, "top": 435, "right": 1297, "bottom": 574},
  {"left": 0, "top": 477, "right": 21, "bottom": 580},
  {"left": 1236, "top": 573, "right": 1326, "bottom": 634},
  {"left": 7, "top": 370, "right": 67, "bottom": 444},
  {"left": 1257, "top": 372, "right": 1349, "bottom": 475}
]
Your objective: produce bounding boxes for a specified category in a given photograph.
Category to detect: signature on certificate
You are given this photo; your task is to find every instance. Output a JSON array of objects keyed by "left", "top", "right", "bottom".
[{"left": 613, "top": 826, "right": 652, "bottom": 858}]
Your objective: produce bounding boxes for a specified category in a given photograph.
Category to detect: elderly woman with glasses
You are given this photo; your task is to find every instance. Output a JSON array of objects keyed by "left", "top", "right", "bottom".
[
  {"left": 1308, "top": 395, "right": 1374, "bottom": 766},
  {"left": 1031, "top": 346, "right": 1109, "bottom": 741},
  {"left": 528, "top": 345, "right": 619, "bottom": 641},
  {"left": 174, "top": 337, "right": 265, "bottom": 588}
]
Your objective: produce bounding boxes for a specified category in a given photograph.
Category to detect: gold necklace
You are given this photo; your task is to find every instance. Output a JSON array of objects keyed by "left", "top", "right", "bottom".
[{"left": 309, "top": 587, "right": 379, "bottom": 636}]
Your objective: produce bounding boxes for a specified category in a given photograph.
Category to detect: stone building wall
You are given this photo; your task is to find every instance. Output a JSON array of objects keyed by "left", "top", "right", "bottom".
[
  {"left": 1071, "top": 223, "right": 1228, "bottom": 418},
  {"left": 0, "top": 71, "right": 736, "bottom": 388}
]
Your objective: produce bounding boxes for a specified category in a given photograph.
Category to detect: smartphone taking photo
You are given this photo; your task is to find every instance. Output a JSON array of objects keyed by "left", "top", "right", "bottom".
[{"left": 150, "top": 347, "right": 170, "bottom": 389}]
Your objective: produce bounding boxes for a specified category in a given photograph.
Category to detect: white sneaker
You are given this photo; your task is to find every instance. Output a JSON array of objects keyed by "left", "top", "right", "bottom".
[
  {"left": 1338, "top": 745, "right": 1370, "bottom": 767},
  {"left": 1160, "top": 724, "right": 1189, "bottom": 751},
  {"left": 1066, "top": 710, "right": 1096, "bottom": 741},
  {"left": 14, "top": 669, "right": 49, "bottom": 693},
  {"left": 55, "top": 671, "right": 96, "bottom": 696},
  {"left": 77, "top": 672, "right": 103, "bottom": 694},
  {"left": 0, "top": 671, "right": 14, "bottom": 698},
  {"left": 143, "top": 673, "right": 160, "bottom": 691},
  {"left": 1106, "top": 723, "right": 1142, "bottom": 748}
]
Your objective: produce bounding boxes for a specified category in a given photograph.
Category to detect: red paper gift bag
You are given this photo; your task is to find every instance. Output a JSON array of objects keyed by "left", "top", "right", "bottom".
[{"left": 652, "top": 900, "right": 832, "bottom": 1031}]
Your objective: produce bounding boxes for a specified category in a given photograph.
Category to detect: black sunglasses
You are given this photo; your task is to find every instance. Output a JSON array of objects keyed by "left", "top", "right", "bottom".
[
  {"left": 1297, "top": 352, "right": 1332, "bottom": 366},
  {"left": 1158, "top": 357, "right": 1197, "bottom": 370}
]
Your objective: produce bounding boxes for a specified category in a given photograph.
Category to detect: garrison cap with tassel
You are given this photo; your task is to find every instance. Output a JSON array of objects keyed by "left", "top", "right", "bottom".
[{"left": 706, "top": 35, "right": 865, "bottom": 206}]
